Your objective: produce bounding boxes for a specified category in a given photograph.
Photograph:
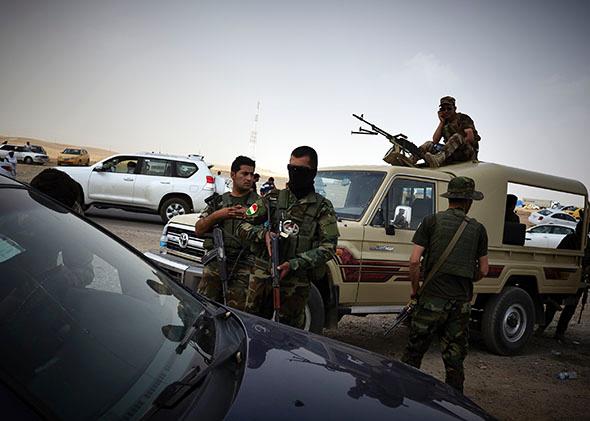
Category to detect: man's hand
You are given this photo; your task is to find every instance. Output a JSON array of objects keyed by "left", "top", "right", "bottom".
[
  {"left": 438, "top": 110, "right": 446, "bottom": 123},
  {"left": 214, "top": 205, "right": 246, "bottom": 220},
  {"left": 277, "top": 261, "right": 290, "bottom": 280}
]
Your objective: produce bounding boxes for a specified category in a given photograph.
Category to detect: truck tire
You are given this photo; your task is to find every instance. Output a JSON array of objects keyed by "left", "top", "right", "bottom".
[
  {"left": 303, "top": 283, "right": 325, "bottom": 334},
  {"left": 24, "top": 156, "right": 33, "bottom": 165},
  {"left": 160, "top": 197, "right": 191, "bottom": 223},
  {"left": 481, "top": 287, "right": 535, "bottom": 355}
]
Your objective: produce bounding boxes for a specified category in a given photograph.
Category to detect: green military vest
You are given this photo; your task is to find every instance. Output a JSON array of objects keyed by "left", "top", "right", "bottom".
[
  {"left": 267, "top": 189, "right": 327, "bottom": 277},
  {"left": 203, "top": 191, "right": 259, "bottom": 258},
  {"left": 426, "top": 209, "right": 481, "bottom": 280}
]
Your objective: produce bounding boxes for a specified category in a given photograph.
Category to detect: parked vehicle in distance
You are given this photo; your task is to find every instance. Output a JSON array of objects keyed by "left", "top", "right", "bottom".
[
  {"left": 524, "top": 223, "right": 575, "bottom": 248},
  {"left": 528, "top": 210, "right": 578, "bottom": 227},
  {"left": 0, "top": 143, "right": 49, "bottom": 165},
  {"left": 58, "top": 148, "right": 90, "bottom": 166},
  {"left": 57, "top": 152, "right": 216, "bottom": 223},
  {"left": 0, "top": 174, "right": 493, "bottom": 421},
  {"left": 561, "top": 205, "right": 583, "bottom": 220}
]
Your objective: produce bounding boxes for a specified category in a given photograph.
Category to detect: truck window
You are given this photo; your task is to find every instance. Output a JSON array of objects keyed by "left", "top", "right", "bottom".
[{"left": 372, "top": 178, "right": 434, "bottom": 230}]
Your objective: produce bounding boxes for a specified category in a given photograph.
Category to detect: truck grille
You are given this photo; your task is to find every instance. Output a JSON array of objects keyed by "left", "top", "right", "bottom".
[{"left": 165, "top": 224, "right": 205, "bottom": 261}]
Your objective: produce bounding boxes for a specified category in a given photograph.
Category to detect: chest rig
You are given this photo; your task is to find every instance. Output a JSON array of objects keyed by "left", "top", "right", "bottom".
[{"left": 268, "top": 189, "right": 325, "bottom": 261}]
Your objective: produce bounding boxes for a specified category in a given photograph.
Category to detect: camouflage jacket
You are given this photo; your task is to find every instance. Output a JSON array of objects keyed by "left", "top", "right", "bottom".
[
  {"left": 237, "top": 188, "right": 340, "bottom": 273},
  {"left": 442, "top": 112, "right": 481, "bottom": 152}
]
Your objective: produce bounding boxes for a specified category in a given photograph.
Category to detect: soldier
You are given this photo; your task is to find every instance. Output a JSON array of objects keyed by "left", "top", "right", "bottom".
[
  {"left": 195, "top": 155, "right": 259, "bottom": 310},
  {"left": 237, "top": 146, "right": 339, "bottom": 329},
  {"left": 417, "top": 96, "right": 481, "bottom": 168},
  {"left": 401, "top": 176, "right": 489, "bottom": 394}
]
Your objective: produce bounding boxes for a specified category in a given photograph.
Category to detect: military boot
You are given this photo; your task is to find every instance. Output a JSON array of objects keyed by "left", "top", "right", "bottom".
[{"left": 424, "top": 152, "right": 446, "bottom": 168}]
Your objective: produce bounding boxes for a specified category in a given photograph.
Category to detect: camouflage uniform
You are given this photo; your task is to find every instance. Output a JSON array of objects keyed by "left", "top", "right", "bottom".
[
  {"left": 401, "top": 178, "right": 488, "bottom": 393},
  {"left": 419, "top": 112, "right": 480, "bottom": 163},
  {"left": 197, "top": 191, "right": 259, "bottom": 310},
  {"left": 237, "top": 188, "right": 339, "bottom": 329}
]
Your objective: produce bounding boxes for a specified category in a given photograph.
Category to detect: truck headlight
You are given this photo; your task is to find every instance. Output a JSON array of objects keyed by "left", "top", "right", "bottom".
[{"left": 160, "top": 225, "right": 168, "bottom": 248}]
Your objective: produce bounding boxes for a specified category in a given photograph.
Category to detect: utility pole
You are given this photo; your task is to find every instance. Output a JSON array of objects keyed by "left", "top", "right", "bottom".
[{"left": 249, "top": 101, "right": 260, "bottom": 159}]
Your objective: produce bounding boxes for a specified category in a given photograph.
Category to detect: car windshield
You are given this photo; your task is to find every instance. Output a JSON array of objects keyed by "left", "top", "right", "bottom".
[
  {"left": 31, "top": 146, "right": 46, "bottom": 154},
  {"left": 538, "top": 209, "right": 553, "bottom": 216},
  {"left": 0, "top": 186, "right": 235, "bottom": 419},
  {"left": 315, "top": 170, "right": 386, "bottom": 220},
  {"left": 63, "top": 149, "right": 81, "bottom": 155}
]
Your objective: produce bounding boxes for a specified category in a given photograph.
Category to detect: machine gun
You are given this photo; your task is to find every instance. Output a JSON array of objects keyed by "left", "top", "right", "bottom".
[
  {"left": 270, "top": 234, "right": 281, "bottom": 322},
  {"left": 212, "top": 227, "right": 229, "bottom": 305},
  {"left": 352, "top": 113, "right": 423, "bottom": 166},
  {"left": 384, "top": 299, "right": 416, "bottom": 336}
]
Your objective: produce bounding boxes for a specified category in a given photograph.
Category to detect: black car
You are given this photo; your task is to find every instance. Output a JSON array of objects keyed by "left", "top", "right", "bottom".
[{"left": 0, "top": 175, "right": 494, "bottom": 420}]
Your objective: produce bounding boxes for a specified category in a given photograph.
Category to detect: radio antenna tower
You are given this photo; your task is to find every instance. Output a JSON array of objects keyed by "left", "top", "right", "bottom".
[{"left": 249, "top": 101, "right": 261, "bottom": 159}]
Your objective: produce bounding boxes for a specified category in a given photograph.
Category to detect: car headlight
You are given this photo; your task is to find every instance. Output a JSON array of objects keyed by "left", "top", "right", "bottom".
[{"left": 160, "top": 225, "right": 169, "bottom": 248}]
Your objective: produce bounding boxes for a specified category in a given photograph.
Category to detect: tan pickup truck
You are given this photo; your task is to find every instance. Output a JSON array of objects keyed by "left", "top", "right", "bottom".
[{"left": 146, "top": 161, "right": 588, "bottom": 355}]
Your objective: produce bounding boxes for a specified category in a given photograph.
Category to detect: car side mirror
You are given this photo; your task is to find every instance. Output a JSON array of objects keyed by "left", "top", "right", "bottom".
[
  {"left": 93, "top": 163, "right": 104, "bottom": 172},
  {"left": 385, "top": 223, "right": 396, "bottom": 236}
]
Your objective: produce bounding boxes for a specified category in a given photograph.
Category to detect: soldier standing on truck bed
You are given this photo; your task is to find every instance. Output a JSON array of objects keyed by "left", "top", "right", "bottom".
[
  {"left": 415, "top": 96, "right": 481, "bottom": 168},
  {"left": 237, "top": 146, "right": 339, "bottom": 329},
  {"left": 195, "top": 155, "right": 259, "bottom": 310},
  {"left": 401, "top": 176, "right": 489, "bottom": 394}
]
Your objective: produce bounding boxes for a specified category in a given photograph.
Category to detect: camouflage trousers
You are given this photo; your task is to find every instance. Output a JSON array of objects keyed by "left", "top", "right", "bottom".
[
  {"left": 419, "top": 134, "right": 476, "bottom": 164},
  {"left": 401, "top": 295, "right": 471, "bottom": 393},
  {"left": 197, "top": 258, "right": 251, "bottom": 310},
  {"left": 246, "top": 257, "right": 310, "bottom": 329}
]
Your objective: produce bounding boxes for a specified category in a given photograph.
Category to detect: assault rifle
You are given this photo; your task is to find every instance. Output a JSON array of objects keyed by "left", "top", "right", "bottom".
[
  {"left": 270, "top": 234, "right": 281, "bottom": 322},
  {"left": 213, "top": 227, "right": 229, "bottom": 306},
  {"left": 384, "top": 299, "right": 416, "bottom": 336},
  {"left": 352, "top": 113, "right": 423, "bottom": 160}
]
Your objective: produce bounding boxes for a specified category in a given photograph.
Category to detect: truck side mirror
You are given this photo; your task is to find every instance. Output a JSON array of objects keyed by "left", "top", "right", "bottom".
[{"left": 385, "top": 224, "right": 396, "bottom": 236}]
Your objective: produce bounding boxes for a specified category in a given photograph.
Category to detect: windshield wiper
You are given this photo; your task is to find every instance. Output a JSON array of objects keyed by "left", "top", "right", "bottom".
[
  {"left": 175, "top": 307, "right": 231, "bottom": 355},
  {"left": 153, "top": 336, "right": 243, "bottom": 409}
]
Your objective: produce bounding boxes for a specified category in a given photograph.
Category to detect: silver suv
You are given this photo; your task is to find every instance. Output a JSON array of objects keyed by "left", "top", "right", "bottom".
[
  {"left": 58, "top": 152, "right": 218, "bottom": 223},
  {"left": 0, "top": 143, "right": 49, "bottom": 164}
]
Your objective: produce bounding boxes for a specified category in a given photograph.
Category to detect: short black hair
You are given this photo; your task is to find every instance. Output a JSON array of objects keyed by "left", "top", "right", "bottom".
[
  {"left": 291, "top": 146, "right": 318, "bottom": 169},
  {"left": 231, "top": 155, "right": 255, "bottom": 173},
  {"left": 268, "top": 177, "right": 274, "bottom": 182},
  {"left": 30, "top": 168, "right": 79, "bottom": 207}
]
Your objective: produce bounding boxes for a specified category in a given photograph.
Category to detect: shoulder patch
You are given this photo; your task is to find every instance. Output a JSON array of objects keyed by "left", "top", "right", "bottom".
[{"left": 246, "top": 203, "right": 259, "bottom": 216}]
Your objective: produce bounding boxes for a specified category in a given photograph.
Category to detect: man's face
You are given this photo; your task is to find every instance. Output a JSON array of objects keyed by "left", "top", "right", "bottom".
[
  {"left": 439, "top": 104, "right": 456, "bottom": 119},
  {"left": 231, "top": 165, "right": 255, "bottom": 194}
]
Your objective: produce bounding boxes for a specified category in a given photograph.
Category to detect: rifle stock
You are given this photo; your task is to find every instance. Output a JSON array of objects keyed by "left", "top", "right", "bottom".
[{"left": 270, "top": 235, "right": 281, "bottom": 322}]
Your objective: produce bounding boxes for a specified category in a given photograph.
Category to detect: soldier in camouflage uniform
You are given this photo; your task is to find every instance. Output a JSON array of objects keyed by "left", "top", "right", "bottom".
[
  {"left": 401, "top": 176, "right": 489, "bottom": 393},
  {"left": 416, "top": 96, "right": 481, "bottom": 168},
  {"left": 237, "top": 146, "right": 339, "bottom": 329},
  {"left": 195, "top": 156, "right": 259, "bottom": 310}
]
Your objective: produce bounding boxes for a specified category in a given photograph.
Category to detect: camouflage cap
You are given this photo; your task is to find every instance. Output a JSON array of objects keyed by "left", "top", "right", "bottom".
[
  {"left": 439, "top": 96, "right": 456, "bottom": 107},
  {"left": 441, "top": 176, "right": 484, "bottom": 201}
]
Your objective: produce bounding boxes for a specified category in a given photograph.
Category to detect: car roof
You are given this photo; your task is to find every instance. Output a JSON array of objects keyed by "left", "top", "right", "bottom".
[
  {"left": 529, "top": 222, "right": 575, "bottom": 229},
  {"left": 107, "top": 152, "right": 209, "bottom": 165}
]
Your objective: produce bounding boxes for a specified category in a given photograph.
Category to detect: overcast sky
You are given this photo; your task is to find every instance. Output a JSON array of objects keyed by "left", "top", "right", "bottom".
[{"left": 1, "top": 0, "right": 588, "bottom": 191}]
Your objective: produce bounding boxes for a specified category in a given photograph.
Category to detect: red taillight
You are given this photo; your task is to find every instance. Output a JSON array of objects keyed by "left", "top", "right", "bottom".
[
  {"left": 336, "top": 247, "right": 356, "bottom": 265},
  {"left": 206, "top": 175, "right": 214, "bottom": 184}
]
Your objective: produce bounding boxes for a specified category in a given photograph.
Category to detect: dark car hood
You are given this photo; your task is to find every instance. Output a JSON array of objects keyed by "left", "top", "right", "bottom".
[{"left": 225, "top": 314, "right": 493, "bottom": 420}]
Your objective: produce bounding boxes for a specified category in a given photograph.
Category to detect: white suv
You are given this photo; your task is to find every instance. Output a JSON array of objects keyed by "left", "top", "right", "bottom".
[
  {"left": 0, "top": 144, "right": 49, "bottom": 164},
  {"left": 58, "top": 152, "right": 217, "bottom": 222}
]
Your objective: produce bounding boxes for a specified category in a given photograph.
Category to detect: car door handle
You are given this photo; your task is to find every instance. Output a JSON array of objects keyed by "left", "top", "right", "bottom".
[
  {"left": 160, "top": 181, "right": 171, "bottom": 184},
  {"left": 123, "top": 177, "right": 134, "bottom": 181}
]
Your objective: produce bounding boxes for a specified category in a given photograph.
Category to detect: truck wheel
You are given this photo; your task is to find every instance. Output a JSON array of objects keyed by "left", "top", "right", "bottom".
[
  {"left": 24, "top": 156, "right": 33, "bottom": 165},
  {"left": 303, "top": 283, "right": 325, "bottom": 334},
  {"left": 160, "top": 197, "right": 191, "bottom": 223},
  {"left": 481, "top": 287, "right": 535, "bottom": 355}
]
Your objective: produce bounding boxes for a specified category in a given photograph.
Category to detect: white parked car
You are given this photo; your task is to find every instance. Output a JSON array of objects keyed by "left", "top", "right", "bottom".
[
  {"left": 0, "top": 143, "right": 49, "bottom": 164},
  {"left": 0, "top": 159, "right": 14, "bottom": 178},
  {"left": 524, "top": 223, "right": 575, "bottom": 248},
  {"left": 58, "top": 152, "right": 216, "bottom": 222},
  {"left": 528, "top": 209, "right": 577, "bottom": 227}
]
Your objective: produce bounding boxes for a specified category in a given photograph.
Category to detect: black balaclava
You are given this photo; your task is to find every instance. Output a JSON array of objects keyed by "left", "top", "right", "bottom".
[{"left": 288, "top": 165, "right": 317, "bottom": 199}]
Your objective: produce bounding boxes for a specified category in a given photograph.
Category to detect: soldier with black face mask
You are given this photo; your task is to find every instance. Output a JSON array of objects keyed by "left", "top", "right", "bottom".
[{"left": 237, "top": 146, "right": 339, "bottom": 329}]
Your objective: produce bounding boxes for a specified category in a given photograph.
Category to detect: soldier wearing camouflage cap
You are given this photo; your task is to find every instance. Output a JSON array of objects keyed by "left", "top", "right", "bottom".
[
  {"left": 237, "top": 146, "right": 339, "bottom": 330},
  {"left": 414, "top": 96, "right": 481, "bottom": 168},
  {"left": 401, "top": 176, "right": 489, "bottom": 394}
]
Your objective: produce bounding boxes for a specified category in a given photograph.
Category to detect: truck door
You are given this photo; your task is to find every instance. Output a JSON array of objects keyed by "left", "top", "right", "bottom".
[
  {"left": 358, "top": 177, "right": 437, "bottom": 307},
  {"left": 88, "top": 156, "right": 139, "bottom": 204}
]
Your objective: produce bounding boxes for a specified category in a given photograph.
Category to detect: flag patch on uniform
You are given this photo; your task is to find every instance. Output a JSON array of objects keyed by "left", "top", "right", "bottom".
[{"left": 246, "top": 203, "right": 258, "bottom": 216}]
